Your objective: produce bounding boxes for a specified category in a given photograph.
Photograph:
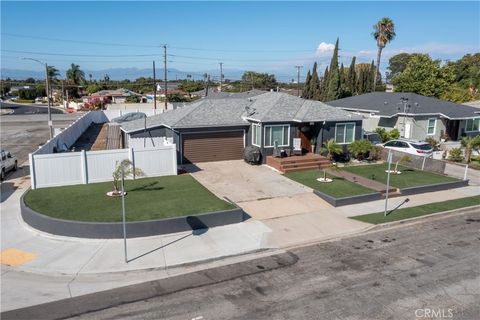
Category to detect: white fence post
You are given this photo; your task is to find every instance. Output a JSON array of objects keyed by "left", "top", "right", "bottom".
[
  {"left": 171, "top": 145, "right": 178, "bottom": 175},
  {"left": 29, "top": 153, "right": 36, "bottom": 190},
  {"left": 464, "top": 164, "right": 468, "bottom": 181},
  {"left": 81, "top": 150, "right": 88, "bottom": 184},
  {"left": 129, "top": 148, "right": 135, "bottom": 179},
  {"left": 421, "top": 156, "right": 426, "bottom": 171}
]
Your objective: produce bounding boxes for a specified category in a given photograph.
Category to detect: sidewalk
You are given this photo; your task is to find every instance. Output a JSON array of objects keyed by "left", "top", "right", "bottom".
[{"left": 1, "top": 169, "right": 479, "bottom": 311}]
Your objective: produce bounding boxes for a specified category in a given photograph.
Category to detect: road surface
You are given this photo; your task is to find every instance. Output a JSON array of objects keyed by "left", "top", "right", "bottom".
[
  {"left": 69, "top": 211, "right": 479, "bottom": 320},
  {"left": 0, "top": 102, "right": 63, "bottom": 115}
]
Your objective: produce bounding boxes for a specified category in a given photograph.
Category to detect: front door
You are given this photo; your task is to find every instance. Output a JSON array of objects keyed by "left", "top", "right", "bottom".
[
  {"left": 446, "top": 120, "right": 459, "bottom": 141},
  {"left": 297, "top": 125, "right": 311, "bottom": 152}
]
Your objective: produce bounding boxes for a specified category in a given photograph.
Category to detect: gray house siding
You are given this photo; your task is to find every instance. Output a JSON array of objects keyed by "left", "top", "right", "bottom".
[{"left": 316, "top": 120, "right": 363, "bottom": 152}]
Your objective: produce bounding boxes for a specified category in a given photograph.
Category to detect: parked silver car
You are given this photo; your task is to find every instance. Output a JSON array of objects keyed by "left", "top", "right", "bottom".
[
  {"left": 1, "top": 149, "right": 18, "bottom": 180},
  {"left": 382, "top": 139, "right": 433, "bottom": 157}
]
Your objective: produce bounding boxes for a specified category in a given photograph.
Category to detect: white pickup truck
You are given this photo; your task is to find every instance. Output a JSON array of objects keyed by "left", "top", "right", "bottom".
[{"left": 1, "top": 150, "right": 17, "bottom": 180}]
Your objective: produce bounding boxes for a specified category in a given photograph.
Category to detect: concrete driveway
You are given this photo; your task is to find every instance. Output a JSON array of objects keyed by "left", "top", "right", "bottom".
[{"left": 190, "top": 160, "right": 311, "bottom": 203}]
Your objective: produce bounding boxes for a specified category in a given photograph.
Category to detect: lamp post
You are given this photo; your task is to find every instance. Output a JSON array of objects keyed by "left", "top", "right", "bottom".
[{"left": 22, "top": 58, "right": 53, "bottom": 139}]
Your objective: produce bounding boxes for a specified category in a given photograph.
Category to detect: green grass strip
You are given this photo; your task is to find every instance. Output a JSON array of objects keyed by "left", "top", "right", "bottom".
[{"left": 350, "top": 196, "right": 480, "bottom": 224}]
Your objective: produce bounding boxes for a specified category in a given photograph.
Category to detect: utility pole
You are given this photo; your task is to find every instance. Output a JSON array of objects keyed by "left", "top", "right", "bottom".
[
  {"left": 61, "top": 80, "right": 65, "bottom": 108},
  {"left": 205, "top": 74, "right": 210, "bottom": 97},
  {"left": 163, "top": 45, "right": 167, "bottom": 110},
  {"left": 295, "top": 66, "right": 303, "bottom": 97},
  {"left": 219, "top": 62, "right": 223, "bottom": 92},
  {"left": 153, "top": 60, "right": 157, "bottom": 110}
]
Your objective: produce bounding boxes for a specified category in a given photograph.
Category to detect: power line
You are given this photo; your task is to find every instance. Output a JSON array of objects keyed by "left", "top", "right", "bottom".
[{"left": 1, "top": 49, "right": 159, "bottom": 57}]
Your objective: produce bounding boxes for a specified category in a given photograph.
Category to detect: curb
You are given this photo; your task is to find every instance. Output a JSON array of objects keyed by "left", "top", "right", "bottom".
[{"left": 1, "top": 251, "right": 298, "bottom": 320}]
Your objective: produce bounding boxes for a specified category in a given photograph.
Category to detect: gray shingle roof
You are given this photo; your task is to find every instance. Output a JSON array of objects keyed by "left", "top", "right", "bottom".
[
  {"left": 121, "top": 92, "right": 360, "bottom": 133},
  {"left": 327, "top": 92, "right": 480, "bottom": 119}
]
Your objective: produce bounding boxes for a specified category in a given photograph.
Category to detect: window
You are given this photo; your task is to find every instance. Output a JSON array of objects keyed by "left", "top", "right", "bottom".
[
  {"left": 465, "top": 118, "right": 480, "bottom": 132},
  {"left": 397, "top": 142, "right": 409, "bottom": 148},
  {"left": 427, "top": 118, "right": 436, "bottom": 135},
  {"left": 335, "top": 123, "right": 355, "bottom": 144},
  {"left": 264, "top": 125, "right": 290, "bottom": 147},
  {"left": 252, "top": 123, "right": 261, "bottom": 146}
]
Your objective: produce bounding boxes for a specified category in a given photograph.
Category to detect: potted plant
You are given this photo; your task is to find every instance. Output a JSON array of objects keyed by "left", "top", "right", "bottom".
[{"left": 310, "top": 137, "right": 317, "bottom": 153}]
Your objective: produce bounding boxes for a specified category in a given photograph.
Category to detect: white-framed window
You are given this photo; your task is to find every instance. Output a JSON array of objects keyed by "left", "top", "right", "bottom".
[
  {"left": 252, "top": 123, "right": 261, "bottom": 146},
  {"left": 465, "top": 118, "right": 480, "bottom": 132},
  {"left": 264, "top": 125, "right": 290, "bottom": 147},
  {"left": 427, "top": 118, "right": 436, "bottom": 135},
  {"left": 335, "top": 123, "right": 355, "bottom": 144}
]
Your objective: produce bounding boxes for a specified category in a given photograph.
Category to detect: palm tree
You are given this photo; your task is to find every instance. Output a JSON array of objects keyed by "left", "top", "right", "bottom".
[
  {"left": 66, "top": 63, "right": 86, "bottom": 85},
  {"left": 111, "top": 159, "right": 144, "bottom": 195},
  {"left": 461, "top": 135, "right": 480, "bottom": 163},
  {"left": 372, "top": 17, "right": 396, "bottom": 89},
  {"left": 47, "top": 66, "right": 60, "bottom": 81},
  {"left": 320, "top": 139, "right": 343, "bottom": 161}
]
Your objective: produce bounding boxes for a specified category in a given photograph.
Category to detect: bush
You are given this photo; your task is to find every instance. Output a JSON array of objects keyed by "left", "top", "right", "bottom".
[
  {"left": 18, "top": 89, "right": 37, "bottom": 100},
  {"left": 125, "top": 95, "right": 140, "bottom": 103},
  {"left": 375, "top": 128, "right": 400, "bottom": 142},
  {"left": 348, "top": 140, "right": 372, "bottom": 160},
  {"left": 368, "top": 146, "right": 383, "bottom": 161},
  {"left": 448, "top": 147, "right": 464, "bottom": 162},
  {"left": 14, "top": 99, "right": 35, "bottom": 103},
  {"left": 425, "top": 137, "right": 440, "bottom": 151}
]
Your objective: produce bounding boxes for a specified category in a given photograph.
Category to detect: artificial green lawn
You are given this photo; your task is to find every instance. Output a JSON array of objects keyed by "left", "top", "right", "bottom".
[
  {"left": 24, "top": 175, "right": 235, "bottom": 222},
  {"left": 342, "top": 163, "right": 459, "bottom": 189},
  {"left": 285, "top": 170, "right": 376, "bottom": 198},
  {"left": 350, "top": 196, "right": 480, "bottom": 224}
]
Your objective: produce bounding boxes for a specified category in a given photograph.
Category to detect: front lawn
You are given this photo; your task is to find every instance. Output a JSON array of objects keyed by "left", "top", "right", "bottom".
[
  {"left": 24, "top": 175, "right": 235, "bottom": 222},
  {"left": 342, "top": 163, "right": 459, "bottom": 189},
  {"left": 350, "top": 196, "right": 480, "bottom": 224},
  {"left": 285, "top": 170, "right": 376, "bottom": 198}
]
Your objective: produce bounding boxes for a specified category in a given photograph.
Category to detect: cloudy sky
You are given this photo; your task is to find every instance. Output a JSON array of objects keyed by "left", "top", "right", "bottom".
[{"left": 1, "top": 1, "right": 479, "bottom": 81}]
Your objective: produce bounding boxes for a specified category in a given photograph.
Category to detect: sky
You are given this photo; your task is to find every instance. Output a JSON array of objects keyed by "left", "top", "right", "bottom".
[{"left": 1, "top": 1, "right": 479, "bottom": 81}]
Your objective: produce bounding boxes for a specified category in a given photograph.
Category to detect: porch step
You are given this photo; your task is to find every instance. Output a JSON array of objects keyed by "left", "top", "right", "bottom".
[
  {"left": 279, "top": 157, "right": 330, "bottom": 165},
  {"left": 282, "top": 164, "right": 331, "bottom": 173},
  {"left": 281, "top": 160, "right": 330, "bottom": 169}
]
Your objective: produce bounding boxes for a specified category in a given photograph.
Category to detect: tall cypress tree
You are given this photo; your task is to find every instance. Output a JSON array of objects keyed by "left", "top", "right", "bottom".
[
  {"left": 369, "top": 60, "right": 376, "bottom": 92},
  {"left": 357, "top": 67, "right": 365, "bottom": 94},
  {"left": 325, "top": 38, "right": 341, "bottom": 101},
  {"left": 347, "top": 56, "right": 357, "bottom": 96},
  {"left": 339, "top": 63, "right": 346, "bottom": 98},
  {"left": 302, "top": 70, "right": 312, "bottom": 98},
  {"left": 310, "top": 62, "right": 320, "bottom": 100},
  {"left": 319, "top": 66, "right": 329, "bottom": 101}
]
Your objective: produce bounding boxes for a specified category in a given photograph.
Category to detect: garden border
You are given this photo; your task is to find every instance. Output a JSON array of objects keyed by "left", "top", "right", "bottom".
[
  {"left": 312, "top": 179, "right": 470, "bottom": 207},
  {"left": 20, "top": 191, "right": 248, "bottom": 239}
]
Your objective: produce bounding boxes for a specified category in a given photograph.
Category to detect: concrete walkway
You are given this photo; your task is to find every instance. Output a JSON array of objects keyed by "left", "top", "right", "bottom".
[{"left": 1, "top": 160, "right": 479, "bottom": 312}]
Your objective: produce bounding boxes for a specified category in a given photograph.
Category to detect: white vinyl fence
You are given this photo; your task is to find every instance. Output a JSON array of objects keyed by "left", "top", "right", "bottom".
[
  {"left": 30, "top": 145, "right": 177, "bottom": 189},
  {"left": 33, "top": 111, "right": 108, "bottom": 155}
]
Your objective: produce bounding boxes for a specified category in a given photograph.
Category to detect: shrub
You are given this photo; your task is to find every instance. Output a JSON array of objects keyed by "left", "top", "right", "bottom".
[
  {"left": 448, "top": 147, "right": 464, "bottom": 162},
  {"left": 348, "top": 140, "right": 372, "bottom": 160},
  {"left": 425, "top": 137, "right": 440, "bottom": 151},
  {"left": 375, "top": 128, "right": 400, "bottom": 143},
  {"left": 368, "top": 146, "right": 383, "bottom": 161},
  {"left": 125, "top": 95, "right": 140, "bottom": 103}
]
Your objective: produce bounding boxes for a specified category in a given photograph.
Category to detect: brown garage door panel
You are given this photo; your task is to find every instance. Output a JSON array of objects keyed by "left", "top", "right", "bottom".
[{"left": 183, "top": 131, "right": 244, "bottom": 163}]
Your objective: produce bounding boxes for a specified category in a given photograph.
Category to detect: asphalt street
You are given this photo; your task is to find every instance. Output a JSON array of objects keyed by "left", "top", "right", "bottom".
[
  {"left": 0, "top": 102, "right": 63, "bottom": 115},
  {"left": 66, "top": 211, "right": 480, "bottom": 320}
]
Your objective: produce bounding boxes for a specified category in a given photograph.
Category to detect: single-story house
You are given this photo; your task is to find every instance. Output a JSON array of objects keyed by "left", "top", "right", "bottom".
[
  {"left": 120, "top": 91, "right": 361, "bottom": 164},
  {"left": 327, "top": 92, "right": 480, "bottom": 141},
  {"left": 83, "top": 89, "right": 142, "bottom": 104}
]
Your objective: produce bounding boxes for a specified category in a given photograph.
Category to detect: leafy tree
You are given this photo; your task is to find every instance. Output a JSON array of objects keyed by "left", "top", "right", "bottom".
[
  {"left": 375, "top": 127, "right": 399, "bottom": 142},
  {"left": 392, "top": 54, "right": 455, "bottom": 98},
  {"left": 348, "top": 140, "right": 372, "bottom": 160},
  {"left": 386, "top": 53, "right": 421, "bottom": 82},
  {"left": 25, "top": 77, "right": 36, "bottom": 84},
  {"left": 320, "top": 138, "right": 343, "bottom": 160},
  {"left": 448, "top": 53, "right": 480, "bottom": 89},
  {"left": 86, "top": 84, "right": 102, "bottom": 95},
  {"left": 18, "top": 88, "right": 37, "bottom": 100},
  {"left": 372, "top": 17, "right": 396, "bottom": 88},
  {"left": 177, "top": 80, "right": 204, "bottom": 97},
  {"left": 241, "top": 71, "right": 277, "bottom": 90}
]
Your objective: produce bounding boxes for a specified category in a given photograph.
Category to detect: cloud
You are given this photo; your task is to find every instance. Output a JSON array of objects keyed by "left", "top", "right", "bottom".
[{"left": 316, "top": 42, "right": 335, "bottom": 55}]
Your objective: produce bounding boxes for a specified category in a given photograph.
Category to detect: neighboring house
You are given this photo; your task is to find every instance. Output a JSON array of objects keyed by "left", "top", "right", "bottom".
[
  {"left": 120, "top": 92, "right": 361, "bottom": 164},
  {"left": 83, "top": 88, "right": 142, "bottom": 104},
  {"left": 327, "top": 92, "right": 480, "bottom": 141}
]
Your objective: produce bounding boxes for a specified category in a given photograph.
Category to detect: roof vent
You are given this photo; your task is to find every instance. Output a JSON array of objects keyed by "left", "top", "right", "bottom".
[{"left": 245, "top": 106, "right": 256, "bottom": 116}]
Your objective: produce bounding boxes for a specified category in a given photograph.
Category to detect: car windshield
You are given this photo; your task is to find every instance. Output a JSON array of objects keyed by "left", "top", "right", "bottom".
[{"left": 411, "top": 143, "right": 432, "bottom": 150}]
